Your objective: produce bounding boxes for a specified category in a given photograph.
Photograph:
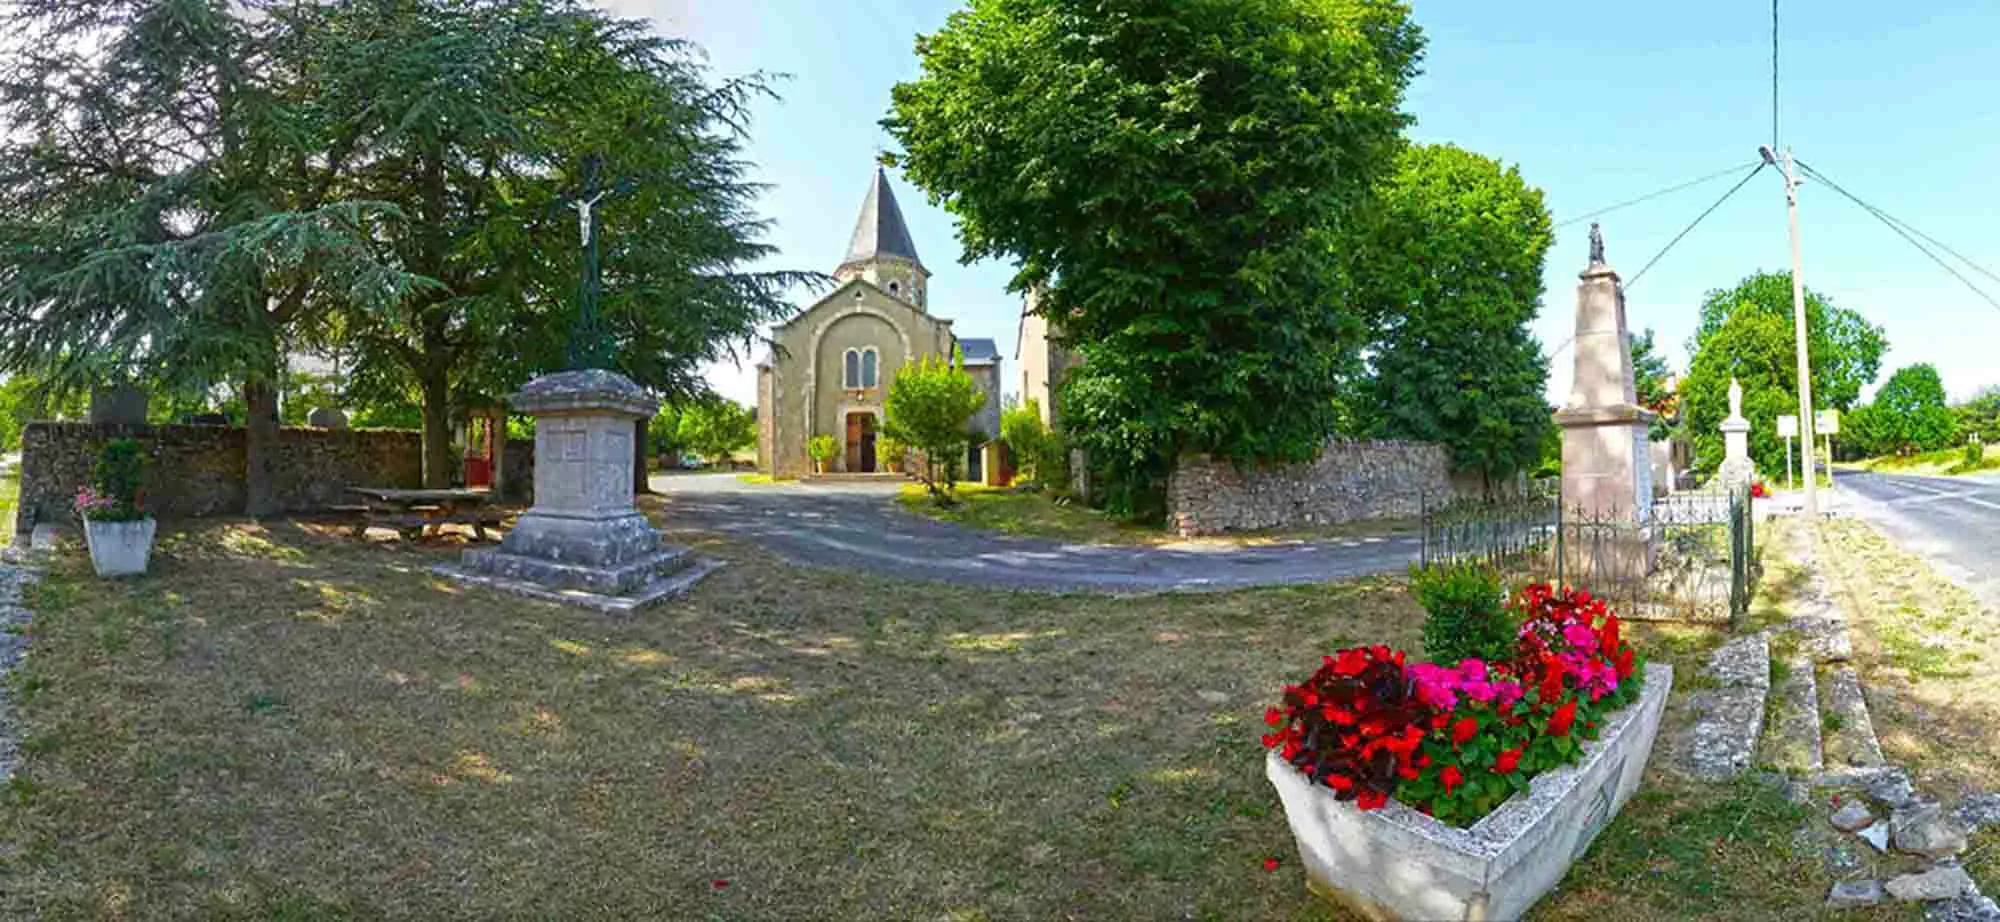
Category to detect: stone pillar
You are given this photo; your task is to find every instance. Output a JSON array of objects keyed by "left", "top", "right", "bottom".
[
  {"left": 1718, "top": 378, "right": 1754, "bottom": 490},
  {"left": 445, "top": 370, "right": 713, "bottom": 611},
  {"left": 1555, "top": 226, "right": 1656, "bottom": 523}
]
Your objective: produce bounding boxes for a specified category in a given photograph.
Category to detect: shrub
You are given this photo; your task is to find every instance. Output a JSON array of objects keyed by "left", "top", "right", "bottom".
[
  {"left": 807, "top": 435, "right": 840, "bottom": 466},
  {"left": 1263, "top": 584, "right": 1645, "bottom": 827},
  {"left": 1966, "top": 438, "right": 1984, "bottom": 470},
  {"left": 1411, "top": 563, "right": 1513, "bottom": 665},
  {"left": 76, "top": 438, "right": 149, "bottom": 522}
]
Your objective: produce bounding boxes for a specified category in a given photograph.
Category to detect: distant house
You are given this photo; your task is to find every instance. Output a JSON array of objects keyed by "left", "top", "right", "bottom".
[{"left": 756, "top": 167, "right": 1004, "bottom": 480}]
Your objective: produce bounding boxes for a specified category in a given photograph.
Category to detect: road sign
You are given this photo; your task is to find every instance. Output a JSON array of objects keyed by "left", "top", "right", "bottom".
[
  {"left": 1777, "top": 415, "right": 1798, "bottom": 438},
  {"left": 1816, "top": 409, "right": 1840, "bottom": 435}
]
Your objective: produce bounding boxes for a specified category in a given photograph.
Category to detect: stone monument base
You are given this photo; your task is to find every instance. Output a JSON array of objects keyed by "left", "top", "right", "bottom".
[{"left": 440, "top": 510, "right": 716, "bottom": 613}]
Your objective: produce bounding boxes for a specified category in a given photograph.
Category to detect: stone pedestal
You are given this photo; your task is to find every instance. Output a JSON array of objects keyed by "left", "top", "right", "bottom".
[
  {"left": 1556, "top": 253, "right": 1655, "bottom": 522},
  {"left": 440, "top": 370, "right": 716, "bottom": 612},
  {"left": 1718, "top": 379, "right": 1755, "bottom": 490}
]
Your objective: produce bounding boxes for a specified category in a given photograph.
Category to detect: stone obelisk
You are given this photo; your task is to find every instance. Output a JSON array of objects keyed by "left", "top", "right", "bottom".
[{"left": 1554, "top": 224, "right": 1657, "bottom": 523}]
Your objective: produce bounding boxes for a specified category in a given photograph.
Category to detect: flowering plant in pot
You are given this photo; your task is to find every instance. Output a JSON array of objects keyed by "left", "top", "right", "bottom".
[
  {"left": 1261, "top": 584, "right": 1662, "bottom": 919},
  {"left": 807, "top": 435, "right": 840, "bottom": 474},
  {"left": 74, "top": 438, "right": 156, "bottom": 577}
]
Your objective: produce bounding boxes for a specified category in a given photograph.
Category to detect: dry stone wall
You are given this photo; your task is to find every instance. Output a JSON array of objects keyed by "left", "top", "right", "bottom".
[
  {"left": 11, "top": 422, "right": 425, "bottom": 536},
  {"left": 1166, "top": 440, "right": 1478, "bottom": 536}
]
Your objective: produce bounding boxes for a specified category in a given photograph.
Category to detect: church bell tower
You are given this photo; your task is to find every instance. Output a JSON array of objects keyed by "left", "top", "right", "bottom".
[{"left": 834, "top": 167, "right": 931, "bottom": 309}]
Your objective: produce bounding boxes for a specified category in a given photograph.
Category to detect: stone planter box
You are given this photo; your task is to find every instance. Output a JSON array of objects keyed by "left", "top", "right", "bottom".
[
  {"left": 84, "top": 517, "right": 157, "bottom": 578},
  {"left": 1265, "top": 662, "right": 1672, "bottom": 921}
]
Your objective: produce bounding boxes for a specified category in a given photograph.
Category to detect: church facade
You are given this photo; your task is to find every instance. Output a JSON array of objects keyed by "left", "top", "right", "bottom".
[{"left": 757, "top": 169, "right": 1003, "bottom": 480}]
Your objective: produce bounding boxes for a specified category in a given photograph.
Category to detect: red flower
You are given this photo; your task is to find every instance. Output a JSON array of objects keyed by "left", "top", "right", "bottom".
[
  {"left": 1260, "top": 734, "right": 1277, "bottom": 748},
  {"left": 1356, "top": 790, "right": 1388, "bottom": 810},
  {"left": 1539, "top": 663, "right": 1565, "bottom": 704},
  {"left": 1264, "top": 708, "right": 1283, "bottom": 727},
  {"left": 1615, "top": 647, "right": 1636, "bottom": 680},
  {"left": 1492, "top": 747, "right": 1522, "bottom": 774},
  {"left": 1262, "top": 856, "right": 1281, "bottom": 872},
  {"left": 1452, "top": 716, "right": 1479, "bottom": 747},
  {"left": 1600, "top": 614, "right": 1622, "bottom": 653},
  {"left": 1546, "top": 698, "right": 1577, "bottom": 737},
  {"left": 1441, "top": 765, "right": 1464, "bottom": 795},
  {"left": 711, "top": 879, "right": 729, "bottom": 890}
]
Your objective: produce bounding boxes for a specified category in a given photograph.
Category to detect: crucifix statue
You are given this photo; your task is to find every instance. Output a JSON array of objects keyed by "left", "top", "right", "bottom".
[{"left": 560, "top": 155, "right": 635, "bottom": 370}]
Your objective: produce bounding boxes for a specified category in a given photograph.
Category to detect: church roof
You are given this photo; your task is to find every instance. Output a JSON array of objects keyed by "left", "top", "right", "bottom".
[
  {"left": 841, "top": 167, "right": 924, "bottom": 271},
  {"left": 959, "top": 338, "right": 999, "bottom": 366}
]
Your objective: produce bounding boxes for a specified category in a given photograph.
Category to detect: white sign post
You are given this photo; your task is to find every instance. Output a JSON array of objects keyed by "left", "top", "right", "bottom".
[
  {"left": 1778, "top": 414, "right": 1799, "bottom": 490},
  {"left": 1816, "top": 410, "right": 1840, "bottom": 488}
]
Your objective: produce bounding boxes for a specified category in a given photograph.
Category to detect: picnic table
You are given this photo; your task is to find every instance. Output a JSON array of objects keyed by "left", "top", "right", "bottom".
[{"left": 341, "top": 487, "right": 507, "bottom": 541}]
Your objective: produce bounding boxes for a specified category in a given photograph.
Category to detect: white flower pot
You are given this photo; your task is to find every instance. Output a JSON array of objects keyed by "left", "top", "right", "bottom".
[
  {"left": 84, "top": 518, "right": 157, "bottom": 578},
  {"left": 1265, "top": 663, "right": 1672, "bottom": 922}
]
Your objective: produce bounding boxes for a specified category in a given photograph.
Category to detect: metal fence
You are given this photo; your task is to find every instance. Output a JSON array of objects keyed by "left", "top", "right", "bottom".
[{"left": 1420, "top": 483, "right": 1759, "bottom": 625}]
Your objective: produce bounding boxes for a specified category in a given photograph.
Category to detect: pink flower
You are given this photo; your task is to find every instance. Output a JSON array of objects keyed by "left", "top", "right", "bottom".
[{"left": 1562, "top": 623, "right": 1599, "bottom": 655}]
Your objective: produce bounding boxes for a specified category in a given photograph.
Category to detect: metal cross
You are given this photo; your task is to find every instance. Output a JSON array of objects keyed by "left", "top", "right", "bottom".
[{"left": 560, "top": 155, "right": 634, "bottom": 371}]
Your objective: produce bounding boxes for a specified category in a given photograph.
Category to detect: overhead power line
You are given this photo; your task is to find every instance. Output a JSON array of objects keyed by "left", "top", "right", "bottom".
[
  {"left": 1554, "top": 161, "right": 1762, "bottom": 229},
  {"left": 1625, "top": 162, "right": 1768, "bottom": 288},
  {"left": 1794, "top": 160, "right": 2000, "bottom": 314},
  {"left": 1772, "top": 0, "right": 1780, "bottom": 149}
]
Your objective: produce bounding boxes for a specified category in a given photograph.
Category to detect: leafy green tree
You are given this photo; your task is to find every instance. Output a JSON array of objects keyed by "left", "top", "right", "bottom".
[
  {"left": 675, "top": 399, "right": 755, "bottom": 466},
  {"left": 883, "top": 353, "right": 987, "bottom": 504},
  {"left": 887, "top": 0, "right": 1423, "bottom": 518},
  {"left": 1869, "top": 364, "right": 1957, "bottom": 454},
  {"left": 1353, "top": 144, "right": 1552, "bottom": 492},
  {"left": 1955, "top": 386, "right": 2000, "bottom": 444},
  {"left": 1000, "top": 399, "right": 1065, "bottom": 489},
  {"left": 1682, "top": 273, "right": 1886, "bottom": 476},
  {"left": 649, "top": 405, "right": 687, "bottom": 459},
  {"left": 0, "top": 0, "right": 419, "bottom": 513},
  {"left": 1630, "top": 329, "right": 1678, "bottom": 440},
  {"left": 291, "top": 1, "right": 806, "bottom": 486}
]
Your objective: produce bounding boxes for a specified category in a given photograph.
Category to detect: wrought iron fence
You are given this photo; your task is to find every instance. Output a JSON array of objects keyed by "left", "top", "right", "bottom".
[{"left": 1420, "top": 484, "right": 1759, "bottom": 624}]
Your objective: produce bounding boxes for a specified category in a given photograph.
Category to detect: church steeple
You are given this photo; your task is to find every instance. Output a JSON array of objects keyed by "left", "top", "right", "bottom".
[{"left": 835, "top": 167, "right": 930, "bottom": 309}]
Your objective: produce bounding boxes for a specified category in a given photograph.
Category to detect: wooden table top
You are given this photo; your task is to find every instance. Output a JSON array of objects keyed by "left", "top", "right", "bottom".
[{"left": 346, "top": 487, "right": 492, "bottom": 505}]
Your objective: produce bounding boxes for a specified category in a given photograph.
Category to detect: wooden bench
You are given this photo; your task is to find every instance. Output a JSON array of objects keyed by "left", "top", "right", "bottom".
[{"left": 338, "top": 489, "right": 510, "bottom": 542}]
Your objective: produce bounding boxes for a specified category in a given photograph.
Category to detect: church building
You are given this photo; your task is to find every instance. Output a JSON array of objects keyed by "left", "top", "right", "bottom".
[{"left": 757, "top": 168, "right": 1003, "bottom": 480}]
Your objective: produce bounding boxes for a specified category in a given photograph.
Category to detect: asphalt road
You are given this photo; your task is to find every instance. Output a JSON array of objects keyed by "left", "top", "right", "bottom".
[
  {"left": 648, "top": 473, "right": 1420, "bottom": 594},
  {"left": 1835, "top": 469, "right": 2000, "bottom": 609}
]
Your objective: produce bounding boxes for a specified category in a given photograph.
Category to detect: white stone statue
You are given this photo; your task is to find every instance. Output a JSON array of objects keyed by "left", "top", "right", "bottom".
[{"left": 1727, "top": 378, "right": 1744, "bottom": 420}]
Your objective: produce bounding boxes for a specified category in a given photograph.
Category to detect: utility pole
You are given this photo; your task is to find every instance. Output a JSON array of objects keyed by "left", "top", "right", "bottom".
[{"left": 1763, "top": 145, "right": 1818, "bottom": 519}]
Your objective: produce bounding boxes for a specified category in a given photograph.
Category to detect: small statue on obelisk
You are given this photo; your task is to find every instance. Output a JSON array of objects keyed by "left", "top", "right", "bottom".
[{"left": 1588, "top": 222, "right": 1606, "bottom": 266}]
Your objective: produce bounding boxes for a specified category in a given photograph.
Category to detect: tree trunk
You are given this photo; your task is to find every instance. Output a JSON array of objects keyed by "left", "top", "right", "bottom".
[
  {"left": 420, "top": 370, "right": 453, "bottom": 489},
  {"left": 633, "top": 417, "right": 651, "bottom": 494},
  {"left": 243, "top": 377, "right": 279, "bottom": 517}
]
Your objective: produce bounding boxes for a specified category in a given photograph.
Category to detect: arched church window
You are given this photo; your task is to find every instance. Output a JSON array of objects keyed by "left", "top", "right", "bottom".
[
  {"left": 861, "top": 348, "right": 879, "bottom": 388},
  {"left": 844, "top": 349, "right": 861, "bottom": 388}
]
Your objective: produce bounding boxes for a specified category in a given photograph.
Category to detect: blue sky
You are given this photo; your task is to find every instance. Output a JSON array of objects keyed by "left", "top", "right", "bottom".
[{"left": 631, "top": 0, "right": 2000, "bottom": 408}]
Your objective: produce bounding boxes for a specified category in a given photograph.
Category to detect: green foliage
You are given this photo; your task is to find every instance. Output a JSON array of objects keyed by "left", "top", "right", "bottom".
[
  {"left": 1682, "top": 272, "right": 1886, "bottom": 476},
  {"left": 887, "top": 0, "right": 1424, "bottom": 517},
  {"left": 1411, "top": 563, "right": 1514, "bottom": 665},
  {"left": 1864, "top": 364, "right": 1958, "bottom": 455},
  {"left": 883, "top": 352, "right": 986, "bottom": 503},
  {"left": 1956, "top": 386, "right": 2000, "bottom": 443},
  {"left": 675, "top": 399, "right": 755, "bottom": 465},
  {"left": 89, "top": 440, "right": 149, "bottom": 521},
  {"left": 1968, "top": 438, "right": 1985, "bottom": 470},
  {"left": 1353, "top": 144, "right": 1553, "bottom": 491},
  {"left": 807, "top": 435, "right": 840, "bottom": 465},
  {"left": 1631, "top": 329, "right": 1679, "bottom": 440},
  {"left": 999, "top": 400, "right": 1064, "bottom": 489},
  {"left": 877, "top": 433, "right": 907, "bottom": 471},
  {"left": 649, "top": 405, "right": 686, "bottom": 458}
]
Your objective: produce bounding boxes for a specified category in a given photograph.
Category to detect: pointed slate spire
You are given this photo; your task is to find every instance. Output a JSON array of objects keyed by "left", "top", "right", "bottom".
[{"left": 841, "top": 167, "right": 923, "bottom": 270}]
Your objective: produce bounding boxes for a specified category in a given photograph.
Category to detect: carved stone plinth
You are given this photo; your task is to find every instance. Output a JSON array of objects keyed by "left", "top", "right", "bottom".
[{"left": 440, "top": 370, "right": 717, "bottom": 611}]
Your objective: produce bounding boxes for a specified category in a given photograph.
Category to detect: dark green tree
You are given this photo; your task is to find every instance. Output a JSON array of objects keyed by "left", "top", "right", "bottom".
[
  {"left": 1954, "top": 386, "right": 2000, "bottom": 444},
  {"left": 1353, "top": 144, "right": 1552, "bottom": 492},
  {"left": 886, "top": 0, "right": 1423, "bottom": 517},
  {"left": 0, "top": 0, "right": 420, "bottom": 513},
  {"left": 1629, "top": 329, "right": 1679, "bottom": 440},
  {"left": 1869, "top": 364, "right": 1957, "bottom": 454},
  {"left": 1682, "top": 272, "right": 1886, "bottom": 476},
  {"left": 293, "top": 0, "right": 806, "bottom": 485}
]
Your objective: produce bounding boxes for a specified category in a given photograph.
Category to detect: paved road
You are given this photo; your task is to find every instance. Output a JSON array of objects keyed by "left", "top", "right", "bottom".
[
  {"left": 649, "top": 473, "right": 1420, "bottom": 593},
  {"left": 1835, "top": 470, "right": 2000, "bottom": 609}
]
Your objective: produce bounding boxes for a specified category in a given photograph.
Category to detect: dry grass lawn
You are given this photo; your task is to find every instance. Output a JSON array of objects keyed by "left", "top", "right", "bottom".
[{"left": 0, "top": 501, "right": 1883, "bottom": 920}]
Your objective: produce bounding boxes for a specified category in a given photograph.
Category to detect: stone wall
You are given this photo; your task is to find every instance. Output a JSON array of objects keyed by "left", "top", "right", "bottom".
[
  {"left": 12, "top": 422, "right": 425, "bottom": 536},
  {"left": 1166, "top": 440, "right": 1480, "bottom": 536}
]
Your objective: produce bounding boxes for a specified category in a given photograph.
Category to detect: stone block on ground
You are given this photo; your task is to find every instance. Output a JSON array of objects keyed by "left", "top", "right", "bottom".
[
  {"left": 1828, "top": 879, "right": 1886, "bottom": 910},
  {"left": 1823, "top": 667, "right": 1887, "bottom": 768},
  {"left": 1677, "top": 633, "right": 1769, "bottom": 781},
  {"left": 1957, "top": 793, "right": 2000, "bottom": 832},
  {"left": 1892, "top": 802, "right": 1971, "bottom": 859},
  {"left": 1928, "top": 890, "right": 2000, "bottom": 922},
  {"left": 1887, "top": 866, "right": 1974, "bottom": 902},
  {"left": 1832, "top": 800, "right": 1876, "bottom": 832},
  {"left": 1764, "top": 654, "right": 1825, "bottom": 775},
  {"left": 1857, "top": 821, "right": 1892, "bottom": 853}
]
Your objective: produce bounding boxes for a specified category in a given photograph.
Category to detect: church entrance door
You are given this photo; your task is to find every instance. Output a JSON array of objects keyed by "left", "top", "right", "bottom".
[{"left": 846, "top": 412, "right": 877, "bottom": 473}]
